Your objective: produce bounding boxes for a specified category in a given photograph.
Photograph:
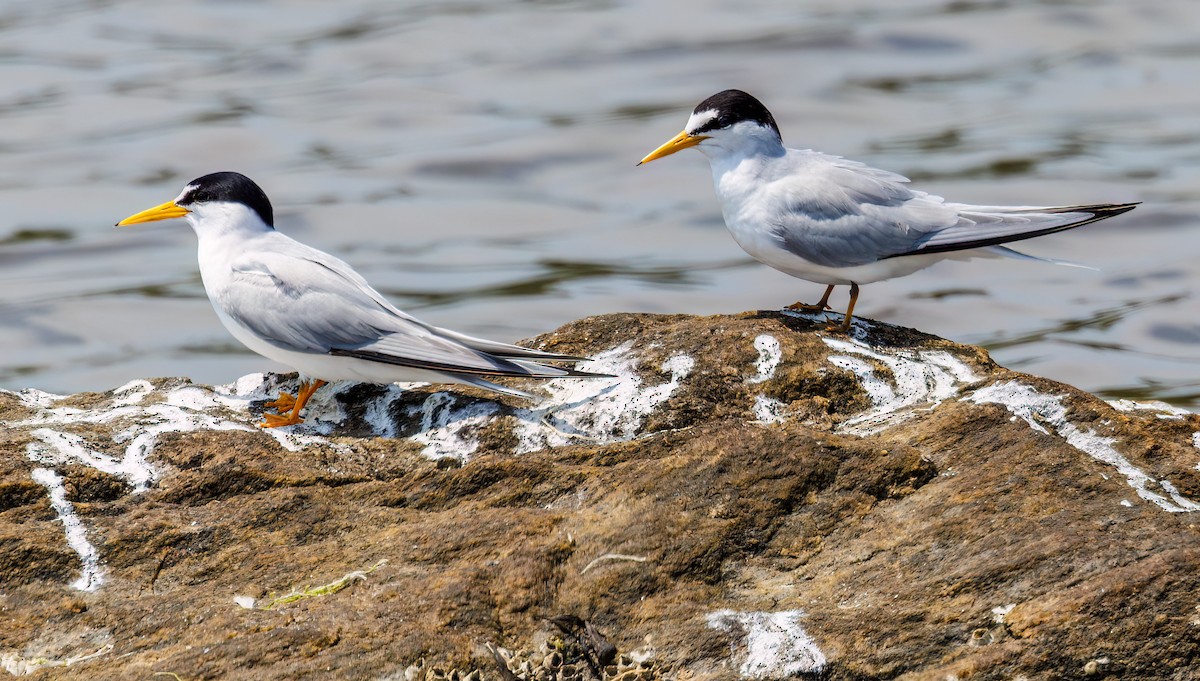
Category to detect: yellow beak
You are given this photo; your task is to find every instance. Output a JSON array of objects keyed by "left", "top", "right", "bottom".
[
  {"left": 116, "top": 200, "right": 190, "bottom": 226},
  {"left": 638, "top": 130, "right": 707, "bottom": 165}
]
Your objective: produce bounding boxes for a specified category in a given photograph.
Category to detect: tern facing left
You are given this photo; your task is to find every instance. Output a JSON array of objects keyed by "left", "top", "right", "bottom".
[
  {"left": 639, "top": 89, "right": 1139, "bottom": 331},
  {"left": 117, "top": 171, "right": 606, "bottom": 428}
]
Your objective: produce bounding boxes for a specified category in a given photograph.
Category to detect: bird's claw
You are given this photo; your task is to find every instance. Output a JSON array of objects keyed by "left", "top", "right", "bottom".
[
  {"left": 786, "top": 301, "right": 832, "bottom": 313},
  {"left": 259, "top": 411, "right": 305, "bottom": 428},
  {"left": 823, "top": 319, "right": 853, "bottom": 334}
]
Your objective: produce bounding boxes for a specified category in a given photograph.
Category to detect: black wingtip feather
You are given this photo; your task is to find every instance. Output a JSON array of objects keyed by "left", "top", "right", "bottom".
[
  {"left": 327, "top": 348, "right": 611, "bottom": 380},
  {"left": 1042, "top": 201, "right": 1140, "bottom": 219},
  {"left": 893, "top": 201, "right": 1140, "bottom": 258},
  {"left": 494, "top": 350, "right": 591, "bottom": 364}
]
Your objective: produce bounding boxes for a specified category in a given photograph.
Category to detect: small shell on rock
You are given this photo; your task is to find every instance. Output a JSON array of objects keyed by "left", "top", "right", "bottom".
[
  {"left": 404, "top": 661, "right": 425, "bottom": 681},
  {"left": 542, "top": 650, "right": 563, "bottom": 671},
  {"left": 1084, "top": 657, "right": 1110, "bottom": 675},
  {"left": 969, "top": 628, "right": 994, "bottom": 646}
]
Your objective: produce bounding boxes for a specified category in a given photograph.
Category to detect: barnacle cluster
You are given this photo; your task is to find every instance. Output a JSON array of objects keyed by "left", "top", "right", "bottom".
[{"left": 401, "top": 636, "right": 660, "bottom": 681}]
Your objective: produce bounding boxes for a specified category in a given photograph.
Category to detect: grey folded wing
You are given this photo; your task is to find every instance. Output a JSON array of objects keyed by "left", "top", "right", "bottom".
[
  {"left": 767, "top": 156, "right": 956, "bottom": 267},
  {"left": 220, "top": 250, "right": 576, "bottom": 378},
  {"left": 767, "top": 153, "right": 1137, "bottom": 266}
]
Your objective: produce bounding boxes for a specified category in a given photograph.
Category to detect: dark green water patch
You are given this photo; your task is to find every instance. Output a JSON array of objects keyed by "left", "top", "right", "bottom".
[{"left": 0, "top": 228, "right": 73, "bottom": 246}]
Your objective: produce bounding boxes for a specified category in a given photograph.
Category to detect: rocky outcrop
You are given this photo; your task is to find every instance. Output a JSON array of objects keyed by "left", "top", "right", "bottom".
[{"left": 2, "top": 310, "right": 1198, "bottom": 679}]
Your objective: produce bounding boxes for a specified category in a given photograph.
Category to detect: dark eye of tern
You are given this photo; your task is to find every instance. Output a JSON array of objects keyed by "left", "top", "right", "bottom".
[{"left": 179, "top": 171, "right": 275, "bottom": 227}]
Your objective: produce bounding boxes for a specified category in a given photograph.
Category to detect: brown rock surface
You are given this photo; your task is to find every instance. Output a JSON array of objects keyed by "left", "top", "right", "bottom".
[{"left": 2, "top": 310, "right": 1199, "bottom": 679}]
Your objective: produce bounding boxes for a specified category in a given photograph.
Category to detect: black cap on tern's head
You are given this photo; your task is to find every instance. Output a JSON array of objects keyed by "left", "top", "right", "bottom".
[
  {"left": 687, "top": 89, "right": 781, "bottom": 139},
  {"left": 116, "top": 171, "right": 274, "bottom": 228},
  {"left": 638, "top": 89, "right": 782, "bottom": 165},
  {"left": 176, "top": 172, "right": 274, "bottom": 227}
]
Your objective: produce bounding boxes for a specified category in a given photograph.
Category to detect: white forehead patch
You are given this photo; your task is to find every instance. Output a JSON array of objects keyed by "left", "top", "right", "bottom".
[
  {"left": 174, "top": 183, "right": 199, "bottom": 205},
  {"left": 685, "top": 108, "right": 718, "bottom": 134}
]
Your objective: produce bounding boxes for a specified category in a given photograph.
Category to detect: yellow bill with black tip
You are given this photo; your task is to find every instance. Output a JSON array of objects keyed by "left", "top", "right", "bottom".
[
  {"left": 116, "top": 200, "right": 190, "bottom": 227},
  {"left": 638, "top": 130, "right": 707, "bottom": 165}
]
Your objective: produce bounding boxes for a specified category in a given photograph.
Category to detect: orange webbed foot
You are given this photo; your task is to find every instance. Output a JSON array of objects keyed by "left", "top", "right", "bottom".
[
  {"left": 259, "top": 411, "right": 305, "bottom": 428},
  {"left": 823, "top": 318, "right": 854, "bottom": 333},
  {"left": 787, "top": 301, "right": 832, "bottom": 312},
  {"left": 785, "top": 284, "right": 836, "bottom": 314},
  {"left": 257, "top": 379, "right": 327, "bottom": 429},
  {"left": 264, "top": 392, "right": 297, "bottom": 412}
]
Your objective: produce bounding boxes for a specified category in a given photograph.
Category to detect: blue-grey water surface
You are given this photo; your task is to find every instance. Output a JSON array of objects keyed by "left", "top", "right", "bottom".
[{"left": 1, "top": 0, "right": 1198, "bottom": 406}]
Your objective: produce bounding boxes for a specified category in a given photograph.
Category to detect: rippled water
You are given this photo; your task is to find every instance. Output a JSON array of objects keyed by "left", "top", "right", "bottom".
[{"left": 1, "top": 0, "right": 1198, "bottom": 406}]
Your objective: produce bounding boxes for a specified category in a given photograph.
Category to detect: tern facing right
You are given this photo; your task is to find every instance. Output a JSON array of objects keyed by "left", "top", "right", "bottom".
[{"left": 639, "top": 89, "right": 1139, "bottom": 331}]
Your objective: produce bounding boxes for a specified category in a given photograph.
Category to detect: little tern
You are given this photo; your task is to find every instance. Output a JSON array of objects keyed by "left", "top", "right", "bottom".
[
  {"left": 117, "top": 171, "right": 606, "bottom": 428},
  {"left": 639, "top": 89, "right": 1139, "bottom": 331}
]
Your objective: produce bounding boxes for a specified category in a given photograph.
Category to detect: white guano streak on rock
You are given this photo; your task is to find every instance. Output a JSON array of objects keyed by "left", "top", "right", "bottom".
[
  {"left": 342, "top": 343, "right": 695, "bottom": 460},
  {"left": 706, "top": 610, "right": 827, "bottom": 678},
  {"left": 30, "top": 468, "right": 104, "bottom": 592},
  {"left": 10, "top": 378, "right": 349, "bottom": 496},
  {"left": 5, "top": 341, "right": 695, "bottom": 467},
  {"left": 360, "top": 384, "right": 409, "bottom": 439},
  {"left": 406, "top": 392, "right": 502, "bottom": 461},
  {"left": 822, "top": 337, "right": 981, "bottom": 435},
  {"left": 1107, "top": 398, "right": 1192, "bottom": 420},
  {"left": 18, "top": 388, "right": 246, "bottom": 492},
  {"left": 746, "top": 335, "right": 788, "bottom": 423},
  {"left": 968, "top": 381, "right": 1200, "bottom": 513},
  {"left": 2, "top": 387, "right": 66, "bottom": 408},
  {"left": 514, "top": 343, "right": 694, "bottom": 453},
  {"left": 26, "top": 427, "right": 159, "bottom": 490},
  {"left": 780, "top": 307, "right": 875, "bottom": 337},
  {"left": 3, "top": 378, "right": 351, "bottom": 596},
  {"left": 752, "top": 395, "right": 787, "bottom": 424},
  {"left": 747, "top": 335, "right": 781, "bottom": 384}
]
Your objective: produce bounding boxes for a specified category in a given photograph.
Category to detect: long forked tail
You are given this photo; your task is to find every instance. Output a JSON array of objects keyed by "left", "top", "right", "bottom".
[
  {"left": 430, "top": 327, "right": 591, "bottom": 363},
  {"left": 453, "top": 363, "right": 613, "bottom": 398},
  {"left": 898, "top": 202, "right": 1140, "bottom": 257},
  {"left": 1037, "top": 202, "right": 1141, "bottom": 227}
]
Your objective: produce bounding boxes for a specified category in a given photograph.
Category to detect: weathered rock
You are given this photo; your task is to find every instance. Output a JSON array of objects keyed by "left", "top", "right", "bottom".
[{"left": 2, "top": 310, "right": 1198, "bottom": 679}]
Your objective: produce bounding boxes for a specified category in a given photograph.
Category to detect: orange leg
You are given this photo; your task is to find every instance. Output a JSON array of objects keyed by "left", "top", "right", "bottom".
[
  {"left": 831, "top": 282, "right": 860, "bottom": 333},
  {"left": 260, "top": 379, "right": 327, "bottom": 428},
  {"left": 786, "top": 284, "right": 835, "bottom": 312}
]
